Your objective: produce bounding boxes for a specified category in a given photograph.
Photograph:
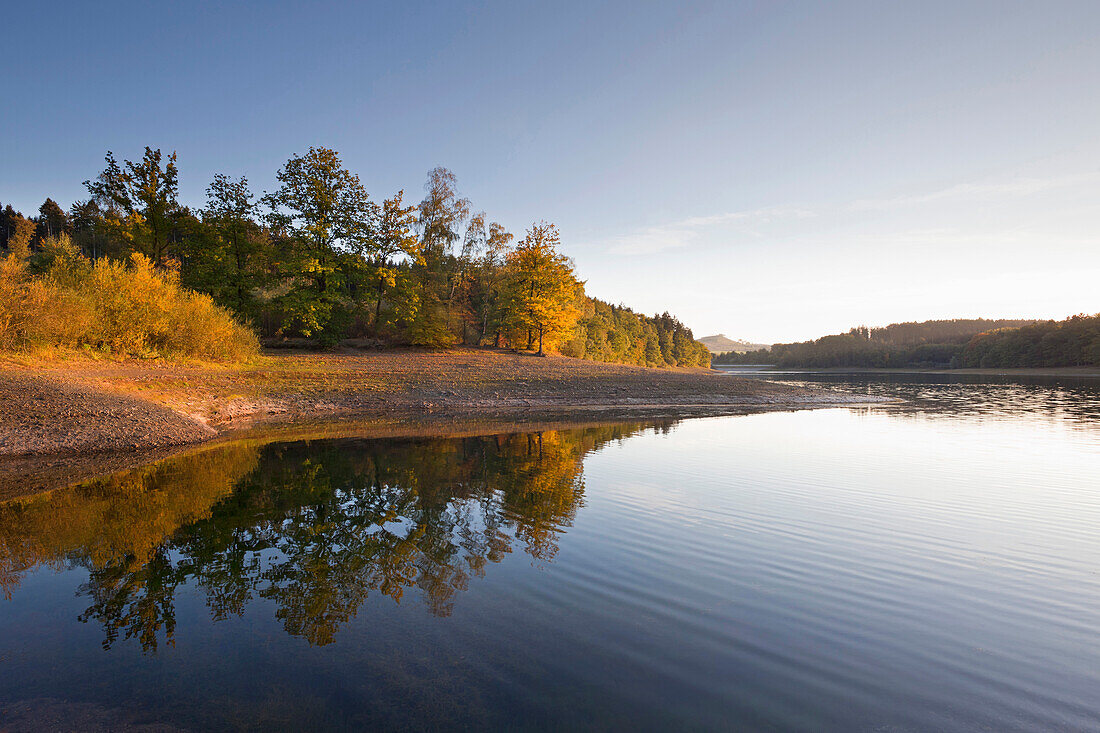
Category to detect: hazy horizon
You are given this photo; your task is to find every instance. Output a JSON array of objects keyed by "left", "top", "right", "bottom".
[{"left": 3, "top": 1, "right": 1098, "bottom": 343}]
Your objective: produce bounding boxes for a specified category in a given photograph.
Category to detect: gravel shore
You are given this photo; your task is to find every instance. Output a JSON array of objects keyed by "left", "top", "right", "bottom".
[
  {"left": 0, "top": 372, "right": 214, "bottom": 456},
  {"left": 0, "top": 347, "right": 885, "bottom": 460}
]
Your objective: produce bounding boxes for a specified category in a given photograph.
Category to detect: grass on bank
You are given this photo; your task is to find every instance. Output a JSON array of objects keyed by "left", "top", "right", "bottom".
[{"left": 0, "top": 235, "right": 258, "bottom": 362}]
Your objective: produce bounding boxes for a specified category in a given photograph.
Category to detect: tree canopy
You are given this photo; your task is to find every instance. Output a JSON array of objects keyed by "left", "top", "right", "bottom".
[
  {"left": 83, "top": 147, "right": 180, "bottom": 265},
  {"left": 501, "top": 222, "right": 582, "bottom": 355},
  {"left": 2, "top": 147, "right": 712, "bottom": 367}
]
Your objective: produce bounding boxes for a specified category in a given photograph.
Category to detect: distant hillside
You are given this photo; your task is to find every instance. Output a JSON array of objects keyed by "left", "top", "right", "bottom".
[
  {"left": 712, "top": 318, "right": 1051, "bottom": 368},
  {"left": 959, "top": 314, "right": 1099, "bottom": 368},
  {"left": 699, "top": 334, "right": 770, "bottom": 354}
]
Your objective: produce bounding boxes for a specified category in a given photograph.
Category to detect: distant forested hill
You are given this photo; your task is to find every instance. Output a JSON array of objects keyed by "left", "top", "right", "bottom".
[
  {"left": 957, "top": 314, "right": 1100, "bottom": 368},
  {"left": 864, "top": 319, "right": 1036, "bottom": 346},
  {"left": 698, "top": 334, "right": 770, "bottom": 354},
  {"left": 709, "top": 317, "right": 1100, "bottom": 369}
]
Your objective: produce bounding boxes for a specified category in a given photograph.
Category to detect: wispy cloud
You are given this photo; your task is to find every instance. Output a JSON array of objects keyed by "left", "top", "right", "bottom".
[
  {"left": 847, "top": 173, "right": 1100, "bottom": 212},
  {"left": 605, "top": 206, "right": 814, "bottom": 255},
  {"left": 603, "top": 172, "right": 1100, "bottom": 255}
]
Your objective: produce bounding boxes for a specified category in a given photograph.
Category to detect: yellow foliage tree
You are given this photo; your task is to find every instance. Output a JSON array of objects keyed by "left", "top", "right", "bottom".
[{"left": 500, "top": 222, "right": 583, "bottom": 355}]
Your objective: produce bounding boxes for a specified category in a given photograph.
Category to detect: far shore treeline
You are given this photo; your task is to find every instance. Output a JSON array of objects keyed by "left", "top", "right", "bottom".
[
  {"left": 0, "top": 146, "right": 709, "bottom": 366},
  {"left": 714, "top": 316, "right": 1100, "bottom": 369}
]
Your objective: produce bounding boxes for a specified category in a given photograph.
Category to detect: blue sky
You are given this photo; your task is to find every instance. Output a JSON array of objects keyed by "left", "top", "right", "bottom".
[{"left": 3, "top": 1, "right": 1098, "bottom": 342}]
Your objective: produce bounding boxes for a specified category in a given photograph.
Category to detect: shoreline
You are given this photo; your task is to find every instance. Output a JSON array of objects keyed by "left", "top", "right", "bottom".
[
  {"left": 0, "top": 400, "right": 883, "bottom": 502},
  {"left": 0, "top": 348, "right": 889, "bottom": 495},
  {"left": 713, "top": 365, "right": 1100, "bottom": 378}
]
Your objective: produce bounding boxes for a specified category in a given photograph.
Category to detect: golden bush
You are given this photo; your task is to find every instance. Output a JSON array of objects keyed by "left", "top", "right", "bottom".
[{"left": 0, "top": 237, "right": 257, "bottom": 361}]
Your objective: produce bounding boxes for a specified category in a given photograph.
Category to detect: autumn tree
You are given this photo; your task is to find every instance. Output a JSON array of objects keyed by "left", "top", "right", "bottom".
[
  {"left": 501, "top": 222, "right": 582, "bottom": 355},
  {"left": 1, "top": 208, "right": 36, "bottom": 259},
  {"left": 84, "top": 148, "right": 180, "bottom": 265}
]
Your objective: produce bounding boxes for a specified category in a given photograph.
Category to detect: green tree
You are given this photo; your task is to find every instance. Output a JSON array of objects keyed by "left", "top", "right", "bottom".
[
  {"left": 409, "top": 167, "right": 470, "bottom": 346},
  {"left": 369, "top": 190, "right": 419, "bottom": 331},
  {"left": 67, "top": 200, "right": 115, "bottom": 260},
  {"left": 84, "top": 148, "right": 180, "bottom": 265},
  {"left": 477, "top": 221, "right": 514, "bottom": 345},
  {"left": 417, "top": 166, "right": 469, "bottom": 261},
  {"left": 263, "top": 147, "right": 378, "bottom": 342},
  {"left": 195, "top": 174, "right": 265, "bottom": 315},
  {"left": 35, "top": 198, "right": 70, "bottom": 243}
]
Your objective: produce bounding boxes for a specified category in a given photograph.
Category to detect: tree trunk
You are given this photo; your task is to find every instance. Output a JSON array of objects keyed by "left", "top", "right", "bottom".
[
  {"left": 537, "top": 327, "right": 544, "bottom": 356},
  {"left": 235, "top": 239, "right": 245, "bottom": 312},
  {"left": 150, "top": 217, "right": 161, "bottom": 266},
  {"left": 374, "top": 276, "right": 385, "bottom": 332},
  {"left": 317, "top": 240, "right": 327, "bottom": 294}
]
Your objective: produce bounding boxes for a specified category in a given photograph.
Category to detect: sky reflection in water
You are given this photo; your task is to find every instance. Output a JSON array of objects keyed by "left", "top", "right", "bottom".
[{"left": 1, "top": 376, "right": 1099, "bottom": 731}]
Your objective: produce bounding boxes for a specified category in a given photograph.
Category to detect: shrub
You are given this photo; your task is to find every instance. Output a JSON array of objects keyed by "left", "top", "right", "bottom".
[
  {"left": 0, "top": 237, "right": 258, "bottom": 361},
  {"left": 0, "top": 255, "right": 47, "bottom": 350},
  {"left": 165, "top": 290, "right": 260, "bottom": 361}
]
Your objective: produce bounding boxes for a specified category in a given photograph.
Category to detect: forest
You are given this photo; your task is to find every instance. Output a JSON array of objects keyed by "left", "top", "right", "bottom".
[
  {"left": 0, "top": 146, "right": 709, "bottom": 367},
  {"left": 711, "top": 317, "right": 1100, "bottom": 369},
  {"left": 956, "top": 314, "right": 1100, "bottom": 368}
]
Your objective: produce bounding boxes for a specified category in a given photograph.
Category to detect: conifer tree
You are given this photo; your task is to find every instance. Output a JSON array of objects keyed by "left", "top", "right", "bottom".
[{"left": 35, "top": 198, "right": 70, "bottom": 242}]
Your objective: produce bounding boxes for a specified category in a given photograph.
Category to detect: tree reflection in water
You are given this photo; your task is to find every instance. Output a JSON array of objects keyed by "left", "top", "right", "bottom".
[{"left": 0, "top": 423, "right": 661, "bottom": 651}]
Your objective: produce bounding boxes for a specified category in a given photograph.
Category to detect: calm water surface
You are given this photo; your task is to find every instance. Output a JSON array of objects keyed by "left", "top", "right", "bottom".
[{"left": 1, "top": 374, "right": 1099, "bottom": 731}]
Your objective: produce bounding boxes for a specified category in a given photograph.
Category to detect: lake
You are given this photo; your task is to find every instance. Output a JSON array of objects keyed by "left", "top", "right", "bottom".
[{"left": 2, "top": 373, "right": 1099, "bottom": 731}]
